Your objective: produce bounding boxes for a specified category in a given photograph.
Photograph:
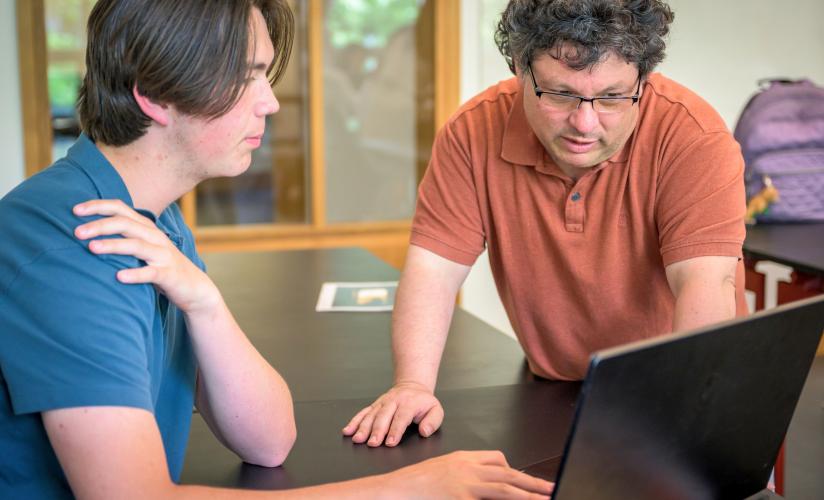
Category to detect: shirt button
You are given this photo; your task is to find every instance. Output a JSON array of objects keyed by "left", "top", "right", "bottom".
[{"left": 571, "top": 192, "right": 582, "bottom": 202}]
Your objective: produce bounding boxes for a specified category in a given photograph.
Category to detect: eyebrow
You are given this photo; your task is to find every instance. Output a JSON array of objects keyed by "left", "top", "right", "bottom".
[{"left": 249, "top": 55, "right": 276, "bottom": 77}]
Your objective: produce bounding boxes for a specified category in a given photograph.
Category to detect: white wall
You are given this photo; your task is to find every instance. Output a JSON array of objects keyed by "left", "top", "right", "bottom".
[
  {"left": 458, "top": 0, "right": 824, "bottom": 337},
  {"left": 660, "top": 0, "right": 824, "bottom": 129},
  {"left": 459, "top": 0, "right": 513, "bottom": 106},
  {"left": 0, "top": 0, "right": 25, "bottom": 197}
]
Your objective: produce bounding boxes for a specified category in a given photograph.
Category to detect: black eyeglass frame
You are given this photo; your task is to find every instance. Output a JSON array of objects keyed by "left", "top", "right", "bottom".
[{"left": 527, "top": 63, "right": 642, "bottom": 113}]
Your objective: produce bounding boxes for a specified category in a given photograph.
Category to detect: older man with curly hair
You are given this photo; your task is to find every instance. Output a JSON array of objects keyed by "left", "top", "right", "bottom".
[{"left": 345, "top": 0, "right": 747, "bottom": 449}]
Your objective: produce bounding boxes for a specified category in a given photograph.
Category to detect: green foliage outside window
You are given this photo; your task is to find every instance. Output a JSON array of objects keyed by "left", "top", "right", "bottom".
[
  {"left": 48, "top": 65, "right": 82, "bottom": 111},
  {"left": 327, "top": 0, "right": 420, "bottom": 49},
  {"left": 45, "top": 0, "right": 89, "bottom": 112}
]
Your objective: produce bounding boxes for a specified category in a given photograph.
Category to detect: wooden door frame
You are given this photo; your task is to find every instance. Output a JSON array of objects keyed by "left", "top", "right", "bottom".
[{"left": 16, "top": 0, "right": 53, "bottom": 177}]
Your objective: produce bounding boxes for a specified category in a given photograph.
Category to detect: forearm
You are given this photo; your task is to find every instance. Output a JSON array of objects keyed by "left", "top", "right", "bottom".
[
  {"left": 96, "top": 474, "right": 392, "bottom": 500},
  {"left": 186, "top": 292, "right": 296, "bottom": 467},
  {"left": 391, "top": 246, "right": 470, "bottom": 391},
  {"left": 169, "top": 474, "right": 391, "bottom": 500}
]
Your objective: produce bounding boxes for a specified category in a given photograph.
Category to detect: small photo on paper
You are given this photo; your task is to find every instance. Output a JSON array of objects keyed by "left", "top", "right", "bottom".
[{"left": 315, "top": 281, "right": 398, "bottom": 312}]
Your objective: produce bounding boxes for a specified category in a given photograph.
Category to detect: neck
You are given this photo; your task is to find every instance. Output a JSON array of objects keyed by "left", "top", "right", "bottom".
[{"left": 97, "top": 129, "right": 196, "bottom": 216}]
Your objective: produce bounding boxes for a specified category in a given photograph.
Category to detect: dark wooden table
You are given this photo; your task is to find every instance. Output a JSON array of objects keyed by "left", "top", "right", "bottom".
[
  {"left": 179, "top": 247, "right": 819, "bottom": 496},
  {"left": 744, "top": 223, "right": 824, "bottom": 277},
  {"left": 181, "top": 248, "right": 578, "bottom": 489},
  {"left": 743, "top": 223, "right": 824, "bottom": 328}
]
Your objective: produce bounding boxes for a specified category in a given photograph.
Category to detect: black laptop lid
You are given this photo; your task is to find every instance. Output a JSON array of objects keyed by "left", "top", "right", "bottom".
[{"left": 551, "top": 295, "right": 824, "bottom": 500}]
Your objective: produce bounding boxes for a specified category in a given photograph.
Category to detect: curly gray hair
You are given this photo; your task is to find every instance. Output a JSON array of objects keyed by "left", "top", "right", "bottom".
[{"left": 495, "top": 0, "right": 674, "bottom": 77}]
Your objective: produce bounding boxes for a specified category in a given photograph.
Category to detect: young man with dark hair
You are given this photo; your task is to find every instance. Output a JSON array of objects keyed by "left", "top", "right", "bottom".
[
  {"left": 345, "top": 0, "right": 748, "bottom": 448},
  {"left": 0, "top": 0, "right": 552, "bottom": 498}
]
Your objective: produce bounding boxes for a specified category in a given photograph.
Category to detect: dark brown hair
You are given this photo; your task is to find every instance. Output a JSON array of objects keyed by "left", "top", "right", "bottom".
[
  {"left": 77, "top": 0, "right": 294, "bottom": 146},
  {"left": 495, "top": 0, "right": 673, "bottom": 77}
]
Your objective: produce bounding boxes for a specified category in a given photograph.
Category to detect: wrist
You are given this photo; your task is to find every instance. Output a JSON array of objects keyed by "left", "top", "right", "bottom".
[
  {"left": 393, "top": 378, "right": 435, "bottom": 393},
  {"left": 180, "top": 280, "right": 223, "bottom": 318}
]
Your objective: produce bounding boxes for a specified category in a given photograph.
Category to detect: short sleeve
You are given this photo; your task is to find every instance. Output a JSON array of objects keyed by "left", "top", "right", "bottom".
[
  {"left": 0, "top": 246, "right": 156, "bottom": 415},
  {"left": 656, "top": 131, "right": 747, "bottom": 266},
  {"left": 410, "top": 120, "right": 486, "bottom": 265}
]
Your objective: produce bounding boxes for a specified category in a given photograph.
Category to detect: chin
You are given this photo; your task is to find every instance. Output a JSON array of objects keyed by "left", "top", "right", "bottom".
[
  {"left": 226, "top": 157, "right": 253, "bottom": 178},
  {"left": 204, "top": 164, "right": 251, "bottom": 182},
  {"left": 555, "top": 153, "right": 600, "bottom": 170}
]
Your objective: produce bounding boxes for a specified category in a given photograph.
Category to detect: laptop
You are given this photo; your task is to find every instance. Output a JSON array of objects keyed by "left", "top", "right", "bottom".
[{"left": 522, "top": 294, "right": 824, "bottom": 500}]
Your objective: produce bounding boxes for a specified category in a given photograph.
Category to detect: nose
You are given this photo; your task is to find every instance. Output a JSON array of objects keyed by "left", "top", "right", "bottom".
[
  {"left": 567, "top": 100, "right": 599, "bottom": 135},
  {"left": 255, "top": 85, "right": 279, "bottom": 117}
]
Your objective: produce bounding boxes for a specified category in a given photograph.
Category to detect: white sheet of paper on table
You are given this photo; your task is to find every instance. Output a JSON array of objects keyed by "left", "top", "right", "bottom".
[{"left": 315, "top": 281, "right": 398, "bottom": 312}]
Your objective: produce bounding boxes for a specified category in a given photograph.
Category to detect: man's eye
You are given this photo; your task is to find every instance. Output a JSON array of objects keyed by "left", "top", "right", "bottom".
[{"left": 543, "top": 93, "right": 576, "bottom": 105}]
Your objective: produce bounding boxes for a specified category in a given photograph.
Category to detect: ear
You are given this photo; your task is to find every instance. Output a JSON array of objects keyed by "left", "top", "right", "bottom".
[{"left": 132, "top": 86, "right": 170, "bottom": 126}]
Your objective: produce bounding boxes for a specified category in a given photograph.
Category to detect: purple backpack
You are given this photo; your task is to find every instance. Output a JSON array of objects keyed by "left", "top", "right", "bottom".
[{"left": 734, "top": 79, "right": 824, "bottom": 222}]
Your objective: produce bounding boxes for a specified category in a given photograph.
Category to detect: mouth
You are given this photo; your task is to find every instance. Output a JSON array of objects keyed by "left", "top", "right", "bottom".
[
  {"left": 560, "top": 136, "right": 598, "bottom": 154},
  {"left": 245, "top": 134, "right": 264, "bottom": 148}
]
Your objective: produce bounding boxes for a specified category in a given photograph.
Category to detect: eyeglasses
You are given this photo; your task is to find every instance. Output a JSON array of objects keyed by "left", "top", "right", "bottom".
[{"left": 528, "top": 63, "right": 641, "bottom": 115}]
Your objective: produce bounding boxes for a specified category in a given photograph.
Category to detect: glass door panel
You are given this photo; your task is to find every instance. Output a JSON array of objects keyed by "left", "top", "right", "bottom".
[{"left": 323, "top": 0, "right": 434, "bottom": 223}]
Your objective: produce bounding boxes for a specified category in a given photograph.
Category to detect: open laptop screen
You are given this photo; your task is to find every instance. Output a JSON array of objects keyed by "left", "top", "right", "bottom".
[{"left": 550, "top": 295, "right": 824, "bottom": 500}]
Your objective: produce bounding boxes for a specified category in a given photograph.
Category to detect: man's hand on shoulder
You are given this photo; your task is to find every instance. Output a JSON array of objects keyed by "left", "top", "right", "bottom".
[
  {"left": 342, "top": 381, "right": 443, "bottom": 447},
  {"left": 73, "top": 199, "right": 219, "bottom": 315}
]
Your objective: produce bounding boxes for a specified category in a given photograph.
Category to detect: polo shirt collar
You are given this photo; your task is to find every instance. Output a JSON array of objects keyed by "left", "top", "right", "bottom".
[
  {"left": 501, "top": 88, "right": 543, "bottom": 167},
  {"left": 67, "top": 134, "right": 135, "bottom": 208},
  {"left": 500, "top": 86, "right": 633, "bottom": 174}
]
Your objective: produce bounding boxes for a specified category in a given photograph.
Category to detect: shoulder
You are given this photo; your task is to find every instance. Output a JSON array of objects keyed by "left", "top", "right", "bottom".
[
  {"left": 2, "top": 160, "right": 97, "bottom": 218},
  {"left": 445, "top": 77, "right": 520, "bottom": 133},
  {"left": 431, "top": 77, "right": 521, "bottom": 163},
  {"left": 1, "top": 160, "right": 96, "bottom": 244},
  {"left": 0, "top": 161, "right": 141, "bottom": 294},
  {"left": 635, "top": 74, "right": 741, "bottom": 166},
  {"left": 640, "top": 73, "right": 730, "bottom": 135}
]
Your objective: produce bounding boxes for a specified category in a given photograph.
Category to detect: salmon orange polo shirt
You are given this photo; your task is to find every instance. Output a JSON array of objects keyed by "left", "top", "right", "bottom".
[{"left": 411, "top": 74, "right": 747, "bottom": 381}]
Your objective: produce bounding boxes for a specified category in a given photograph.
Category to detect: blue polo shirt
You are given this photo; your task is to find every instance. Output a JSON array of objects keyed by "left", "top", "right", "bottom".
[{"left": 0, "top": 135, "right": 200, "bottom": 498}]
